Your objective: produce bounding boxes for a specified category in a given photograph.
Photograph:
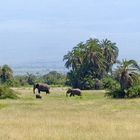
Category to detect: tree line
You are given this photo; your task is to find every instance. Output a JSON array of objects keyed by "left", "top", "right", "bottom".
[{"left": 0, "top": 66, "right": 66, "bottom": 87}]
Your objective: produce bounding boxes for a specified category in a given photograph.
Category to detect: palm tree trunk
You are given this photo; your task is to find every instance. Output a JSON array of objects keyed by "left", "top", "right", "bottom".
[{"left": 120, "top": 71, "right": 132, "bottom": 90}]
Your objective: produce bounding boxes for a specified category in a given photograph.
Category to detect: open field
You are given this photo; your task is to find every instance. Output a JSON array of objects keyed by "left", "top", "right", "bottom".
[{"left": 0, "top": 87, "right": 140, "bottom": 140}]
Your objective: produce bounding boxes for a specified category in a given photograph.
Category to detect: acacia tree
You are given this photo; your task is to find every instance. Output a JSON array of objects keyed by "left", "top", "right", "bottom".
[{"left": 26, "top": 72, "right": 36, "bottom": 85}]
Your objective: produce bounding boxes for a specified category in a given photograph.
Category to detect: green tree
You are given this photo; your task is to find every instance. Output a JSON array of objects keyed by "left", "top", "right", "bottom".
[
  {"left": 101, "top": 39, "right": 119, "bottom": 74},
  {"left": 42, "top": 71, "right": 66, "bottom": 85},
  {"left": 63, "top": 38, "right": 119, "bottom": 89},
  {"left": 117, "top": 59, "right": 140, "bottom": 90},
  {"left": 63, "top": 42, "right": 85, "bottom": 70},
  {"left": 0, "top": 65, "right": 13, "bottom": 85},
  {"left": 26, "top": 72, "right": 36, "bottom": 85},
  {"left": 85, "top": 38, "right": 106, "bottom": 79}
]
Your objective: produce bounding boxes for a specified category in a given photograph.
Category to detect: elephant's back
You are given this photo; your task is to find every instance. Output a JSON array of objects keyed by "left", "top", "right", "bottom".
[
  {"left": 71, "top": 89, "right": 81, "bottom": 94},
  {"left": 39, "top": 83, "right": 49, "bottom": 89}
]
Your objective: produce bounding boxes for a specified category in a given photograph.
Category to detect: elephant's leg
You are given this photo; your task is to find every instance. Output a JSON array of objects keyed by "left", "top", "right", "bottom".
[
  {"left": 46, "top": 89, "right": 50, "bottom": 94},
  {"left": 71, "top": 93, "right": 74, "bottom": 96},
  {"left": 38, "top": 89, "right": 40, "bottom": 94},
  {"left": 70, "top": 93, "right": 72, "bottom": 97}
]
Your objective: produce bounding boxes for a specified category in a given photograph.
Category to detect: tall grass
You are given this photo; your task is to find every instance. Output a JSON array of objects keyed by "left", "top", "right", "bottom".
[{"left": 0, "top": 87, "right": 140, "bottom": 140}]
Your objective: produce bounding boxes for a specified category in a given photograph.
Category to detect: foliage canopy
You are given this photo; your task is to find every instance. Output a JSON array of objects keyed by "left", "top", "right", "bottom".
[{"left": 64, "top": 38, "right": 119, "bottom": 89}]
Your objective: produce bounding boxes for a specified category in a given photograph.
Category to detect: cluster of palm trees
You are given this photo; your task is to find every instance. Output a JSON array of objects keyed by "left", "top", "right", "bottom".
[
  {"left": 64, "top": 38, "right": 140, "bottom": 94},
  {"left": 63, "top": 38, "right": 119, "bottom": 89}
]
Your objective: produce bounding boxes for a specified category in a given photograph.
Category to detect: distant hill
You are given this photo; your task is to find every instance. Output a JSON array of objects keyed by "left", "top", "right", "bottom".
[{"left": 11, "top": 60, "right": 68, "bottom": 75}]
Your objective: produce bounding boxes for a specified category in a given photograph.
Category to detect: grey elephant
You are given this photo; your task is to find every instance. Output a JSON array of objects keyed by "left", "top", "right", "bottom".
[
  {"left": 33, "top": 83, "right": 50, "bottom": 94},
  {"left": 66, "top": 88, "right": 81, "bottom": 97}
]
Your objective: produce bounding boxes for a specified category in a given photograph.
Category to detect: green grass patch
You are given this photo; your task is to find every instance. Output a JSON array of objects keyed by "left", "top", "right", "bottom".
[{"left": 0, "top": 103, "right": 8, "bottom": 109}]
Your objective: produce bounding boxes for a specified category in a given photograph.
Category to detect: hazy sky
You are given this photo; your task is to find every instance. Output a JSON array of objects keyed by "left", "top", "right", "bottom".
[{"left": 0, "top": 0, "right": 140, "bottom": 65}]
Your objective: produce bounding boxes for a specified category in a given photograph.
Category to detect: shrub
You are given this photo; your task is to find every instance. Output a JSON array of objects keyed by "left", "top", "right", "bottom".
[
  {"left": 42, "top": 71, "right": 66, "bottom": 86},
  {"left": 102, "top": 77, "right": 119, "bottom": 90},
  {"left": 80, "top": 77, "right": 95, "bottom": 90},
  {"left": 0, "top": 86, "right": 19, "bottom": 99},
  {"left": 124, "top": 86, "right": 140, "bottom": 98},
  {"left": 105, "top": 88, "right": 125, "bottom": 98},
  {"left": 105, "top": 85, "right": 140, "bottom": 99}
]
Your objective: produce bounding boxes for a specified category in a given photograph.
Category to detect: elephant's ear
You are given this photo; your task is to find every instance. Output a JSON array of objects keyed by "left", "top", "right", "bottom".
[{"left": 67, "top": 88, "right": 71, "bottom": 92}]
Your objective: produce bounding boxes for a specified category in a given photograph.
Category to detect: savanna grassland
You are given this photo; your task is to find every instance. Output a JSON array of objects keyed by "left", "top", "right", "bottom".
[{"left": 0, "top": 87, "right": 140, "bottom": 140}]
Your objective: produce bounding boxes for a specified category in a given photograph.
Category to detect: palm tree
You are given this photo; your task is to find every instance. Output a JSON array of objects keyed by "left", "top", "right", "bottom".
[
  {"left": 63, "top": 42, "right": 85, "bottom": 70},
  {"left": 116, "top": 59, "right": 140, "bottom": 90},
  {"left": 85, "top": 38, "right": 106, "bottom": 78},
  {"left": 101, "top": 39, "right": 119, "bottom": 74},
  {"left": 63, "top": 51, "right": 73, "bottom": 69},
  {"left": 63, "top": 42, "right": 87, "bottom": 88},
  {"left": 63, "top": 38, "right": 119, "bottom": 89}
]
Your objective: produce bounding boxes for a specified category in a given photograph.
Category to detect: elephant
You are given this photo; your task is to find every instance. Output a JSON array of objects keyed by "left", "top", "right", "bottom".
[
  {"left": 66, "top": 88, "right": 81, "bottom": 97},
  {"left": 33, "top": 83, "right": 50, "bottom": 94}
]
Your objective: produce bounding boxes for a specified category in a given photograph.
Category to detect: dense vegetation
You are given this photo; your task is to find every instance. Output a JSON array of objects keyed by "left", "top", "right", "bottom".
[
  {"left": 106, "top": 59, "right": 140, "bottom": 98},
  {"left": 63, "top": 38, "right": 119, "bottom": 89},
  {"left": 0, "top": 68, "right": 66, "bottom": 87},
  {"left": 64, "top": 38, "right": 140, "bottom": 98}
]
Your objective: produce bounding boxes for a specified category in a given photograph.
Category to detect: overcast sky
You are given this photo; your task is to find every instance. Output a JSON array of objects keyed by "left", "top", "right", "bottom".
[{"left": 0, "top": 0, "right": 140, "bottom": 65}]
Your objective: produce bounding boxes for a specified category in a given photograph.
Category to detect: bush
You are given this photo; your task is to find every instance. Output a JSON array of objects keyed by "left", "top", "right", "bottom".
[
  {"left": 80, "top": 77, "right": 95, "bottom": 90},
  {"left": 42, "top": 71, "right": 66, "bottom": 86},
  {"left": 105, "top": 88, "right": 125, "bottom": 98},
  {"left": 102, "top": 77, "right": 119, "bottom": 90},
  {"left": 105, "top": 85, "right": 140, "bottom": 99},
  {"left": 0, "top": 86, "right": 19, "bottom": 99},
  {"left": 14, "top": 74, "right": 37, "bottom": 87},
  {"left": 124, "top": 86, "right": 140, "bottom": 98}
]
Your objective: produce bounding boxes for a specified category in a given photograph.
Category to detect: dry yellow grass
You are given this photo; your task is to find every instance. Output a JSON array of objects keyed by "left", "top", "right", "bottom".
[{"left": 0, "top": 87, "right": 140, "bottom": 140}]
